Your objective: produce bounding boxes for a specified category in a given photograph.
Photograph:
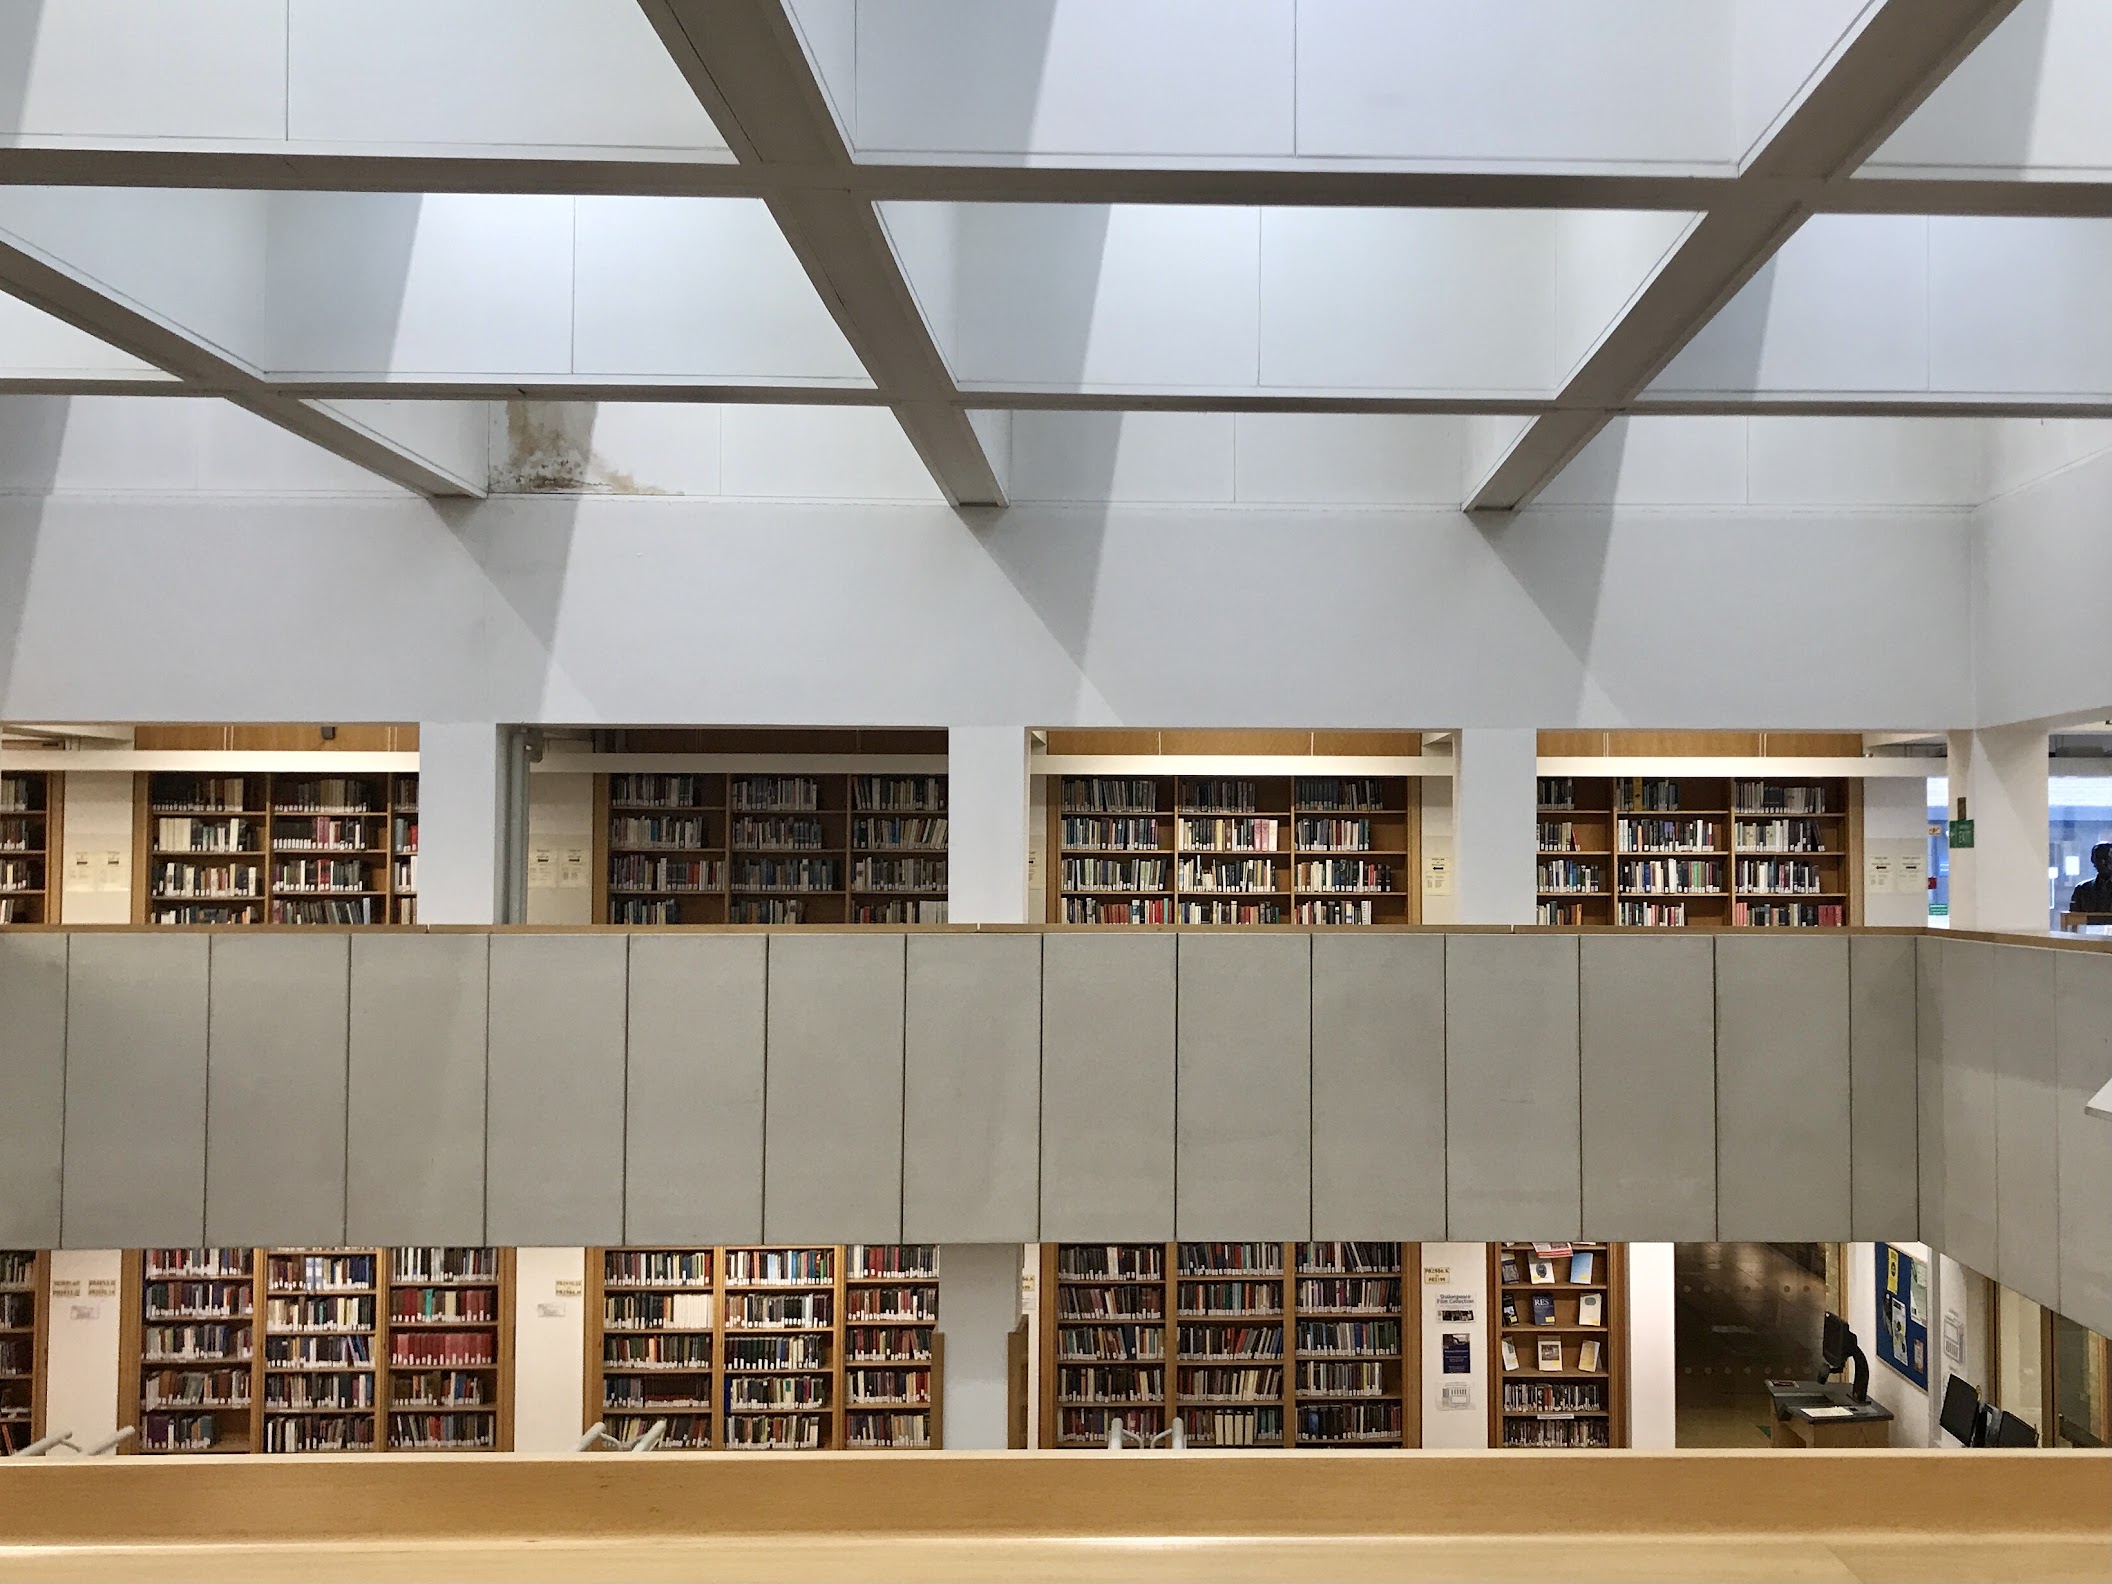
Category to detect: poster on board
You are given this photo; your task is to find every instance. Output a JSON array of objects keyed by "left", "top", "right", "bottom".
[{"left": 1876, "top": 1241, "right": 1929, "bottom": 1389}]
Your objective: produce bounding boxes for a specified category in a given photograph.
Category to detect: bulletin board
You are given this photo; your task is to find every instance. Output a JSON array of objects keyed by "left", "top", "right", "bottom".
[{"left": 1875, "top": 1242, "right": 1930, "bottom": 1389}]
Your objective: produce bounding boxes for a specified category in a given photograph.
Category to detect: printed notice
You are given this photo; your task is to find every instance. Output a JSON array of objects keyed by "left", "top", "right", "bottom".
[
  {"left": 1439, "top": 1383, "right": 1473, "bottom": 1411},
  {"left": 554, "top": 1278, "right": 583, "bottom": 1298},
  {"left": 1442, "top": 1332, "right": 1472, "bottom": 1375}
]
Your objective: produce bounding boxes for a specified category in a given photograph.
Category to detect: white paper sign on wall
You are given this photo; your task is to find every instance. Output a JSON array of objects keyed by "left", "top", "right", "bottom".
[{"left": 1423, "top": 856, "right": 1452, "bottom": 895}]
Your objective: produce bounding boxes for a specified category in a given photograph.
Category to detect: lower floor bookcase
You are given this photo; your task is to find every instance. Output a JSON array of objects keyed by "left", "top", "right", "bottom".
[
  {"left": 584, "top": 1244, "right": 942, "bottom": 1451},
  {"left": 121, "top": 1247, "right": 513, "bottom": 1454},
  {"left": 0, "top": 1251, "right": 45, "bottom": 1453},
  {"left": 1039, "top": 1241, "right": 1633, "bottom": 1450}
]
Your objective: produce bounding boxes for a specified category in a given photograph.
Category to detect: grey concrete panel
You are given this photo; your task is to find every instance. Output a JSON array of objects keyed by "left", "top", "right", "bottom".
[
  {"left": 1990, "top": 944, "right": 2059, "bottom": 1305},
  {"left": 763, "top": 933, "right": 905, "bottom": 1243},
  {"left": 1041, "top": 932, "right": 1176, "bottom": 1240},
  {"left": 1850, "top": 934, "right": 1920, "bottom": 1242},
  {"left": 2053, "top": 949, "right": 2112, "bottom": 1337},
  {"left": 346, "top": 932, "right": 488, "bottom": 1244},
  {"left": 1176, "top": 933, "right": 1310, "bottom": 1240},
  {"left": 0, "top": 935, "right": 66, "bottom": 1246},
  {"left": 487, "top": 933, "right": 626, "bottom": 1246},
  {"left": 1445, "top": 933, "right": 1580, "bottom": 1239},
  {"left": 62, "top": 933, "right": 208, "bottom": 1247},
  {"left": 1937, "top": 940, "right": 1999, "bottom": 1277},
  {"left": 1580, "top": 934, "right": 1715, "bottom": 1241},
  {"left": 205, "top": 932, "right": 350, "bottom": 1246},
  {"left": 1716, "top": 935, "right": 1851, "bottom": 1240},
  {"left": 624, "top": 933, "right": 766, "bottom": 1243},
  {"left": 1310, "top": 932, "right": 1445, "bottom": 1238},
  {"left": 903, "top": 933, "right": 1041, "bottom": 1242}
]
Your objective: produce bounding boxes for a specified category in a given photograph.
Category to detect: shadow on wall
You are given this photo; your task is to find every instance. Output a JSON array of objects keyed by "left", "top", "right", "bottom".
[{"left": 0, "top": 395, "right": 71, "bottom": 703}]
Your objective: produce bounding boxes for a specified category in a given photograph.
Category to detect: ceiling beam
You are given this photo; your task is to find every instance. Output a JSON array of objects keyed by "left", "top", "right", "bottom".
[
  {"left": 1464, "top": 0, "right": 2027, "bottom": 513},
  {"left": 0, "top": 235, "right": 487, "bottom": 497},
  {"left": 634, "top": 1, "right": 1005, "bottom": 507},
  {"left": 17, "top": 145, "right": 2112, "bottom": 219}
]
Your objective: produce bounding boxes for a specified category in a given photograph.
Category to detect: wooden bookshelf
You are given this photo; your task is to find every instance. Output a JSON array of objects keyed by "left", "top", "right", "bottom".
[
  {"left": 1488, "top": 1242, "right": 1628, "bottom": 1449},
  {"left": 1048, "top": 777, "right": 1420, "bottom": 926},
  {"left": 0, "top": 1251, "right": 46, "bottom": 1453},
  {"left": 126, "top": 1248, "right": 258, "bottom": 1454},
  {"left": 1536, "top": 775, "right": 1859, "bottom": 928},
  {"left": 583, "top": 1245, "right": 942, "bottom": 1452},
  {"left": 595, "top": 774, "right": 948, "bottom": 926},
  {"left": 385, "top": 1247, "right": 510, "bottom": 1450},
  {"left": 0, "top": 771, "right": 58, "bottom": 926},
  {"left": 1039, "top": 1243, "right": 1418, "bottom": 1449},
  {"left": 125, "top": 1247, "right": 510, "bottom": 1455},
  {"left": 135, "top": 772, "right": 418, "bottom": 926}
]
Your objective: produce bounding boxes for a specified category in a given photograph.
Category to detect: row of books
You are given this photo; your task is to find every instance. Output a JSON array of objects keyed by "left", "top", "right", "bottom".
[
  {"left": 393, "top": 1288, "right": 496, "bottom": 1323},
  {"left": 729, "top": 857, "right": 840, "bottom": 891},
  {"left": 1617, "top": 819, "right": 1721, "bottom": 852},
  {"left": 155, "top": 817, "right": 255, "bottom": 852},
  {"left": 605, "top": 1293, "right": 713, "bottom": 1330},
  {"left": 1061, "top": 816, "right": 1160, "bottom": 849},
  {"left": 847, "top": 1411, "right": 931, "bottom": 1447},
  {"left": 1537, "top": 860, "right": 1603, "bottom": 893},
  {"left": 610, "top": 815, "right": 710, "bottom": 849},
  {"left": 1179, "top": 817, "right": 1280, "bottom": 851},
  {"left": 1061, "top": 1325, "right": 1167, "bottom": 1361},
  {"left": 1503, "top": 1381, "right": 1604, "bottom": 1413},
  {"left": 1737, "top": 902, "right": 1847, "bottom": 927},
  {"left": 845, "top": 1369, "right": 930, "bottom": 1405},
  {"left": 728, "top": 1375, "right": 829, "bottom": 1408},
  {"left": 731, "top": 816, "right": 826, "bottom": 850},
  {"left": 0, "top": 776, "right": 40, "bottom": 814},
  {"left": 846, "top": 1288, "right": 937, "bottom": 1322},
  {"left": 263, "top": 1374, "right": 375, "bottom": 1410},
  {"left": 1178, "top": 1282, "right": 1282, "bottom": 1316},
  {"left": 0, "top": 861, "right": 38, "bottom": 891},
  {"left": 1297, "top": 1278, "right": 1399, "bottom": 1312},
  {"left": 274, "top": 898, "right": 382, "bottom": 925},
  {"left": 1735, "top": 859, "right": 1829, "bottom": 893},
  {"left": 605, "top": 1250, "right": 710, "bottom": 1287},
  {"left": 854, "top": 899, "right": 948, "bottom": 923},
  {"left": 727, "top": 1293, "right": 830, "bottom": 1328},
  {"left": 850, "top": 857, "right": 946, "bottom": 893},
  {"left": 1058, "top": 1288, "right": 1161, "bottom": 1320},
  {"left": 853, "top": 816, "right": 946, "bottom": 849},
  {"left": 1062, "top": 897, "right": 1173, "bottom": 924},
  {"left": 1186, "top": 1405, "right": 1280, "bottom": 1446},
  {"left": 848, "top": 1245, "right": 938, "bottom": 1280},
  {"left": 267, "top": 1253, "right": 373, "bottom": 1292},
  {"left": 264, "top": 1295, "right": 375, "bottom": 1330},
  {"left": 610, "top": 855, "right": 721, "bottom": 892},
  {"left": 1180, "top": 1366, "right": 1280, "bottom": 1399},
  {"left": 851, "top": 777, "right": 945, "bottom": 812},
  {"left": 730, "top": 776, "right": 821, "bottom": 813},
  {"left": 271, "top": 817, "right": 384, "bottom": 851}
]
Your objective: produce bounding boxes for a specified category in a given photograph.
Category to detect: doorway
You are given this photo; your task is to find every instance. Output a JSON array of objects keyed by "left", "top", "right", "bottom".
[{"left": 1674, "top": 1243, "right": 1830, "bottom": 1447}]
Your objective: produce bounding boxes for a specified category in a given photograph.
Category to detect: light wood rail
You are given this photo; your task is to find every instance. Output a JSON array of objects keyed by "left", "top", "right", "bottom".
[{"left": 0, "top": 1450, "right": 2105, "bottom": 1583}]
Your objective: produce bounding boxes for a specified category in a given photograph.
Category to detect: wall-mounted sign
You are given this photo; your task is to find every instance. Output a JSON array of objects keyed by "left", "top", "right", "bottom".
[{"left": 1948, "top": 818, "right": 1975, "bottom": 850}]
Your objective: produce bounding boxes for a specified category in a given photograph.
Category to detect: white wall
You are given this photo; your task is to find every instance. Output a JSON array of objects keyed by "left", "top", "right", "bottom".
[
  {"left": 1936, "top": 1253, "right": 1991, "bottom": 1445},
  {"left": 510, "top": 1247, "right": 586, "bottom": 1452},
  {"left": 524, "top": 771, "right": 593, "bottom": 926},
  {"left": 1627, "top": 1242, "right": 1677, "bottom": 1449},
  {"left": 57, "top": 771, "right": 131, "bottom": 925},
  {"left": 1417, "top": 1242, "right": 1490, "bottom": 1449},
  {"left": 41, "top": 1249, "right": 121, "bottom": 1451},
  {"left": 1976, "top": 441, "right": 2112, "bottom": 728},
  {"left": 937, "top": 1244, "right": 1023, "bottom": 1449},
  {"left": 1862, "top": 775, "right": 1934, "bottom": 928},
  {"left": 0, "top": 493, "right": 1975, "bottom": 730},
  {"left": 1847, "top": 1240, "right": 1935, "bottom": 1447}
]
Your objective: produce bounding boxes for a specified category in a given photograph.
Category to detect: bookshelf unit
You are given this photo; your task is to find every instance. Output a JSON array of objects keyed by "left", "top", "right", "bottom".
[
  {"left": 385, "top": 1247, "right": 509, "bottom": 1450},
  {"left": 1039, "top": 1243, "right": 1416, "bottom": 1448},
  {"left": 0, "top": 772, "right": 57, "bottom": 926},
  {"left": 1050, "top": 777, "right": 1419, "bottom": 926},
  {"left": 129, "top": 1248, "right": 258, "bottom": 1454},
  {"left": 0, "top": 1252, "right": 45, "bottom": 1453},
  {"left": 125, "top": 1247, "right": 511, "bottom": 1455},
  {"left": 1488, "top": 1242, "right": 1628, "bottom": 1449},
  {"left": 595, "top": 773, "right": 948, "bottom": 926},
  {"left": 1535, "top": 775, "right": 1858, "bottom": 928},
  {"left": 137, "top": 772, "right": 419, "bottom": 926},
  {"left": 583, "top": 1245, "right": 942, "bottom": 1451}
]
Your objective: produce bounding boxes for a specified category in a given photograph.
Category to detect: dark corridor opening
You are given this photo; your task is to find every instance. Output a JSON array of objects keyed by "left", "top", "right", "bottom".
[{"left": 1674, "top": 1243, "right": 1829, "bottom": 1447}]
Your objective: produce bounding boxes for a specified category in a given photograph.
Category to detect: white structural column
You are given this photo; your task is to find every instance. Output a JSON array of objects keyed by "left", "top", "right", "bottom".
[
  {"left": 418, "top": 724, "right": 510, "bottom": 926},
  {"left": 937, "top": 1244, "right": 1024, "bottom": 1449},
  {"left": 1945, "top": 726, "right": 2049, "bottom": 933},
  {"left": 945, "top": 727, "right": 1031, "bottom": 924},
  {"left": 1453, "top": 729, "right": 1539, "bottom": 926}
]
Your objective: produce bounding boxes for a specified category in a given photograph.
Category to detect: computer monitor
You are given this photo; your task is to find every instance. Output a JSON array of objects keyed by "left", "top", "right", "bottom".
[
  {"left": 1989, "top": 1407, "right": 2040, "bottom": 1448},
  {"left": 1940, "top": 1374, "right": 1981, "bottom": 1445},
  {"left": 1822, "top": 1313, "right": 1851, "bottom": 1372},
  {"left": 1820, "top": 1312, "right": 1870, "bottom": 1403}
]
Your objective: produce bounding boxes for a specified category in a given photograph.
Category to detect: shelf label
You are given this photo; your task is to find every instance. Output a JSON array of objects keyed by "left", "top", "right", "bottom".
[
  {"left": 554, "top": 1278, "right": 583, "bottom": 1298},
  {"left": 49, "top": 1278, "right": 80, "bottom": 1299},
  {"left": 87, "top": 1278, "right": 117, "bottom": 1297}
]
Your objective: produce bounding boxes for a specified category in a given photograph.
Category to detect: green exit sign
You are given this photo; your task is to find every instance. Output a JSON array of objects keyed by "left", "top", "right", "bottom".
[{"left": 1949, "top": 818, "right": 1975, "bottom": 849}]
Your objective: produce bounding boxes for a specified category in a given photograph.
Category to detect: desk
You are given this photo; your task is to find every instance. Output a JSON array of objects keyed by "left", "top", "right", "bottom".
[{"left": 1768, "top": 1380, "right": 1895, "bottom": 1448}]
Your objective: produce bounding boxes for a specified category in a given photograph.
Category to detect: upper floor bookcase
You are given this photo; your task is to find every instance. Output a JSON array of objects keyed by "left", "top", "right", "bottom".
[
  {"left": 588, "top": 730, "right": 948, "bottom": 927},
  {"left": 0, "top": 773, "right": 56, "bottom": 927},
  {"left": 1040, "top": 731, "right": 1426, "bottom": 927},
  {"left": 1534, "top": 733, "right": 1865, "bottom": 929}
]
